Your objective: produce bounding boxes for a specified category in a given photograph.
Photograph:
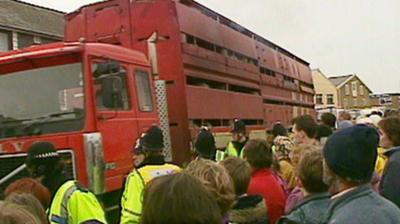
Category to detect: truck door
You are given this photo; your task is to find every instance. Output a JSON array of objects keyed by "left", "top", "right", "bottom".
[{"left": 90, "top": 59, "right": 139, "bottom": 192}]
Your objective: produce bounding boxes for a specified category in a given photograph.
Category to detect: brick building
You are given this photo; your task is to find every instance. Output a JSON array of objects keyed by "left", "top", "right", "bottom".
[{"left": 328, "top": 74, "right": 372, "bottom": 109}]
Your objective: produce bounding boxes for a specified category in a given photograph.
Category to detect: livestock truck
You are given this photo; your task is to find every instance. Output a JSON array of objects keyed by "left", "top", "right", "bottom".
[{"left": 0, "top": 0, "right": 315, "bottom": 221}]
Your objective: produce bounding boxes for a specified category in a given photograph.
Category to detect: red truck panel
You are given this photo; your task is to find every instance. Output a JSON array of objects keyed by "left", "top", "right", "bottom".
[
  {"left": 176, "top": 3, "right": 224, "bottom": 47},
  {"left": 297, "top": 62, "right": 313, "bottom": 84},
  {"left": 262, "top": 85, "right": 292, "bottom": 99},
  {"left": 186, "top": 86, "right": 263, "bottom": 119},
  {"left": 255, "top": 42, "right": 278, "bottom": 71}
]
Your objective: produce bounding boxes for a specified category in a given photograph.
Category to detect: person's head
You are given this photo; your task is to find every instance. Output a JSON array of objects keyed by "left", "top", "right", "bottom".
[
  {"left": 338, "top": 111, "right": 352, "bottom": 121},
  {"left": 378, "top": 117, "right": 400, "bottom": 149},
  {"left": 142, "top": 125, "right": 164, "bottom": 157},
  {"left": 231, "top": 119, "right": 247, "bottom": 142},
  {"left": 132, "top": 126, "right": 166, "bottom": 168},
  {"left": 243, "top": 139, "right": 273, "bottom": 170},
  {"left": 194, "top": 127, "right": 217, "bottom": 160},
  {"left": 220, "top": 157, "right": 252, "bottom": 196},
  {"left": 0, "top": 201, "right": 40, "bottom": 224},
  {"left": 185, "top": 159, "right": 235, "bottom": 215},
  {"left": 315, "top": 124, "right": 333, "bottom": 143},
  {"left": 132, "top": 133, "right": 147, "bottom": 167},
  {"left": 141, "top": 173, "right": 222, "bottom": 224},
  {"left": 323, "top": 125, "right": 379, "bottom": 190},
  {"left": 272, "top": 123, "right": 287, "bottom": 138},
  {"left": 297, "top": 150, "right": 329, "bottom": 194},
  {"left": 290, "top": 143, "right": 321, "bottom": 168},
  {"left": 321, "top": 113, "right": 336, "bottom": 129},
  {"left": 292, "top": 115, "right": 317, "bottom": 144},
  {"left": 25, "top": 142, "right": 63, "bottom": 183},
  {"left": 5, "top": 193, "right": 48, "bottom": 224},
  {"left": 273, "top": 136, "right": 293, "bottom": 161},
  {"left": 4, "top": 178, "right": 51, "bottom": 209},
  {"left": 337, "top": 120, "right": 353, "bottom": 130}
]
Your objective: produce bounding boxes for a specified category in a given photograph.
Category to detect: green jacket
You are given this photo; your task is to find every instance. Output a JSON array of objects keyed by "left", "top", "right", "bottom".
[
  {"left": 49, "top": 180, "right": 106, "bottom": 224},
  {"left": 120, "top": 163, "right": 181, "bottom": 224}
]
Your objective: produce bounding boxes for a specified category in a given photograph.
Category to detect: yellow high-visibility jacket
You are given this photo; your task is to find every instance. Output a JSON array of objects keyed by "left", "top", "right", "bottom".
[
  {"left": 49, "top": 180, "right": 106, "bottom": 224},
  {"left": 120, "top": 164, "right": 181, "bottom": 224},
  {"left": 216, "top": 142, "right": 245, "bottom": 161}
]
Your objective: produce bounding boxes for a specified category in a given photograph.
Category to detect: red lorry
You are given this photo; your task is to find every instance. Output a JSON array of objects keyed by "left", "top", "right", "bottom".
[{"left": 0, "top": 0, "right": 314, "bottom": 220}]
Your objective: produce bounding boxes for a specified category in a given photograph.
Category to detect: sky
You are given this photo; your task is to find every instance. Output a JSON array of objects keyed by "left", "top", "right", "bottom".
[{"left": 22, "top": 0, "right": 400, "bottom": 93}]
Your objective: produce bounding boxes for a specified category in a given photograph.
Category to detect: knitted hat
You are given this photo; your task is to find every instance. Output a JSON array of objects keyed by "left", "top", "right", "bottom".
[
  {"left": 142, "top": 125, "right": 164, "bottom": 151},
  {"left": 323, "top": 124, "right": 379, "bottom": 182},
  {"left": 195, "top": 127, "right": 216, "bottom": 159},
  {"left": 25, "top": 142, "right": 60, "bottom": 168}
]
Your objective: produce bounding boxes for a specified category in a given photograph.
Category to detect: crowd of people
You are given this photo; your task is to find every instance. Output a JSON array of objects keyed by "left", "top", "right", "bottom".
[{"left": 1, "top": 111, "right": 400, "bottom": 224}]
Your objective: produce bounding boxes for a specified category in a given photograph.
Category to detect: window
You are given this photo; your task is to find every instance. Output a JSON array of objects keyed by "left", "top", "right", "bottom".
[
  {"left": 359, "top": 85, "right": 364, "bottom": 96},
  {"left": 196, "top": 37, "right": 215, "bottom": 51},
  {"left": 0, "top": 60, "right": 85, "bottom": 139},
  {"left": 345, "top": 84, "right": 350, "bottom": 95},
  {"left": 260, "top": 67, "right": 275, "bottom": 77},
  {"left": 41, "top": 37, "right": 58, "bottom": 44},
  {"left": 353, "top": 99, "right": 357, "bottom": 107},
  {"left": 135, "top": 70, "right": 153, "bottom": 112},
  {"left": 0, "top": 31, "right": 11, "bottom": 51},
  {"left": 344, "top": 98, "right": 348, "bottom": 108},
  {"left": 18, "top": 33, "right": 34, "bottom": 49},
  {"left": 327, "top": 94, "right": 334, "bottom": 104},
  {"left": 92, "top": 62, "right": 131, "bottom": 110},
  {"left": 351, "top": 81, "right": 358, "bottom": 97},
  {"left": 316, "top": 94, "right": 323, "bottom": 104}
]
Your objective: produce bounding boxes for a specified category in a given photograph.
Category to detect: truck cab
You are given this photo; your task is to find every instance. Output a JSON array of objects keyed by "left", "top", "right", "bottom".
[{"left": 0, "top": 42, "right": 157, "bottom": 209}]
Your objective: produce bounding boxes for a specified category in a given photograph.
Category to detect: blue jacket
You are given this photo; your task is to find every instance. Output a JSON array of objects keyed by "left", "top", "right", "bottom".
[
  {"left": 325, "top": 185, "right": 400, "bottom": 224},
  {"left": 278, "top": 192, "right": 330, "bottom": 224},
  {"left": 380, "top": 146, "right": 400, "bottom": 208}
]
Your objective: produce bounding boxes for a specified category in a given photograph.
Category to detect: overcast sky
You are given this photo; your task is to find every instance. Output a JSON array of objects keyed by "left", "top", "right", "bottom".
[{"left": 23, "top": 0, "right": 400, "bottom": 93}]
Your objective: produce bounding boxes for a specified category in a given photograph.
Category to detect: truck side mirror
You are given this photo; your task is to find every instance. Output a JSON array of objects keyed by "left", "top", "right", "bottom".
[
  {"left": 94, "top": 61, "right": 120, "bottom": 78},
  {"left": 101, "top": 76, "right": 123, "bottom": 108}
]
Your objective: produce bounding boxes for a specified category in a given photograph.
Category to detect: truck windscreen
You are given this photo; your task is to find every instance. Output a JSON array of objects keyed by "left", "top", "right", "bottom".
[{"left": 0, "top": 62, "right": 85, "bottom": 139}]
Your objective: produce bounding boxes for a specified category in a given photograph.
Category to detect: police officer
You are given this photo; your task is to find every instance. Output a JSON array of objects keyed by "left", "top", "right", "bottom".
[
  {"left": 25, "top": 142, "right": 106, "bottom": 224},
  {"left": 194, "top": 127, "right": 217, "bottom": 161},
  {"left": 120, "top": 125, "right": 181, "bottom": 224},
  {"left": 216, "top": 119, "right": 249, "bottom": 161}
]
